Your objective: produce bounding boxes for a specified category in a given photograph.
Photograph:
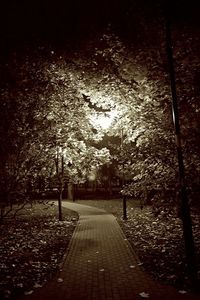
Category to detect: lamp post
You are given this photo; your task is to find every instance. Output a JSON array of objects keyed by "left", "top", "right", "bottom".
[
  {"left": 121, "top": 128, "right": 127, "bottom": 220},
  {"left": 165, "top": 8, "right": 198, "bottom": 289},
  {"left": 55, "top": 146, "right": 64, "bottom": 221},
  {"left": 67, "top": 162, "right": 75, "bottom": 202}
]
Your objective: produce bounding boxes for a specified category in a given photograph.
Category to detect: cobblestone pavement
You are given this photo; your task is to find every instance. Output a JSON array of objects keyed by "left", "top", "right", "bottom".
[{"left": 17, "top": 201, "right": 199, "bottom": 300}]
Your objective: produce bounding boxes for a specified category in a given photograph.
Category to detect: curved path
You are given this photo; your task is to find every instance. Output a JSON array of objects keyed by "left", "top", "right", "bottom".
[{"left": 19, "top": 201, "right": 198, "bottom": 300}]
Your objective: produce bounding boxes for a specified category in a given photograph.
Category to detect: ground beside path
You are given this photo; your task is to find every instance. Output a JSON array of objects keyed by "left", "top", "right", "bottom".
[{"left": 17, "top": 201, "right": 199, "bottom": 300}]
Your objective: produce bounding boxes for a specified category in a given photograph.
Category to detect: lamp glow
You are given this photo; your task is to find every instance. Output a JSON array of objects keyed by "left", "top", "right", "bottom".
[{"left": 90, "top": 110, "right": 118, "bottom": 130}]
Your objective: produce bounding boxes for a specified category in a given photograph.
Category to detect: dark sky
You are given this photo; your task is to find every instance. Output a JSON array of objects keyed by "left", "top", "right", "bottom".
[
  {"left": 1, "top": 0, "right": 200, "bottom": 48},
  {"left": 1, "top": 1, "right": 124, "bottom": 43}
]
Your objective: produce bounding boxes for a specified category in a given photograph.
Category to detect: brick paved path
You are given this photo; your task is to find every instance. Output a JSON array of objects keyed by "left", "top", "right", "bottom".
[{"left": 19, "top": 202, "right": 199, "bottom": 300}]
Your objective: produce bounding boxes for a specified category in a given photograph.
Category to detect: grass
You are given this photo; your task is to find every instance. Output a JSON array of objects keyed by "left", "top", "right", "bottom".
[{"left": 76, "top": 198, "right": 140, "bottom": 217}]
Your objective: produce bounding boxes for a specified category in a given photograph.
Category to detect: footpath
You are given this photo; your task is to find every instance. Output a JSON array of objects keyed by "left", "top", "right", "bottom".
[{"left": 17, "top": 201, "right": 199, "bottom": 300}]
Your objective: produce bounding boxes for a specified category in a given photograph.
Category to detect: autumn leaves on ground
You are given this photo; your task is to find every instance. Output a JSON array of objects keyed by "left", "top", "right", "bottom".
[
  {"left": 0, "top": 199, "right": 199, "bottom": 299},
  {"left": 0, "top": 203, "right": 78, "bottom": 299}
]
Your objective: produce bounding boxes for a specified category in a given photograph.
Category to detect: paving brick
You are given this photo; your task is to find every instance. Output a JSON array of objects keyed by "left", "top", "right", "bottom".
[{"left": 16, "top": 201, "right": 199, "bottom": 300}]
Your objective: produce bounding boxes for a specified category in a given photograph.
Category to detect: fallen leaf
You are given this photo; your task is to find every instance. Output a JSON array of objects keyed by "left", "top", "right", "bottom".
[
  {"left": 130, "top": 265, "right": 135, "bottom": 269},
  {"left": 99, "top": 269, "right": 105, "bottom": 272},
  {"left": 57, "top": 278, "right": 64, "bottom": 283},
  {"left": 24, "top": 290, "right": 34, "bottom": 295},
  {"left": 33, "top": 283, "right": 43, "bottom": 288},
  {"left": 178, "top": 290, "right": 187, "bottom": 294},
  {"left": 139, "top": 292, "right": 149, "bottom": 298}
]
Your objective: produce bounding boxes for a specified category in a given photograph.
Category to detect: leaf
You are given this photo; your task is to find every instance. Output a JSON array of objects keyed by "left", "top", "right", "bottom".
[
  {"left": 99, "top": 269, "right": 105, "bottom": 272},
  {"left": 24, "top": 290, "right": 34, "bottom": 295},
  {"left": 129, "top": 265, "right": 135, "bottom": 269},
  {"left": 57, "top": 278, "right": 64, "bottom": 283},
  {"left": 139, "top": 292, "right": 149, "bottom": 298},
  {"left": 33, "top": 283, "right": 43, "bottom": 288},
  {"left": 178, "top": 290, "right": 187, "bottom": 294}
]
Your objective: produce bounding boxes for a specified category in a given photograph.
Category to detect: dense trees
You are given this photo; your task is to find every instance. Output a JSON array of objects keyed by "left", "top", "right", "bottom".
[
  {"left": 87, "top": 25, "right": 199, "bottom": 212},
  {"left": 0, "top": 47, "right": 110, "bottom": 217},
  {"left": 0, "top": 8, "right": 199, "bottom": 218},
  {"left": 74, "top": 29, "right": 177, "bottom": 209},
  {"left": 0, "top": 1, "right": 199, "bottom": 292}
]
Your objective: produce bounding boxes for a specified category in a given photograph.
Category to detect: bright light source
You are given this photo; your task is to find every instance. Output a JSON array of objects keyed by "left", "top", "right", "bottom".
[{"left": 90, "top": 110, "right": 118, "bottom": 130}]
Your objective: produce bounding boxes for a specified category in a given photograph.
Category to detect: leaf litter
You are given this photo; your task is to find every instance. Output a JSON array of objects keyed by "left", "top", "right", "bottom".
[
  {"left": 0, "top": 202, "right": 78, "bottom": 299},
  {"left": 77, "top": 200, "right": 200, "bottom": 291},
  {"left": 118, "top": 206, "right": 200, "bottom": 291}
]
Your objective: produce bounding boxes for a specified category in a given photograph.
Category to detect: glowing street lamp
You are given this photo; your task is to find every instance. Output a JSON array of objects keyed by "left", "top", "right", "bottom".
[
  {"left": 90, "top": 109, "right": 127, "bottom": 219},
  {"left": 89, "top": 109, "right": 118, "bottom": 130}
]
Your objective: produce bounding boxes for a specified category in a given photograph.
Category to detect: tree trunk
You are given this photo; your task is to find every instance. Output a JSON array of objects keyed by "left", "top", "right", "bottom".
[
  {"left": 108, "top": 179, "right": 112, "bottom": 198},
  {"left": 58, "top": 189, "right": 62, "bottom": 221},
  {"left": 55, "top": 150, "right": 63, "bottom": 221},
  {"left": 68, "top": 182, "right": 74, "bottom": 201}
]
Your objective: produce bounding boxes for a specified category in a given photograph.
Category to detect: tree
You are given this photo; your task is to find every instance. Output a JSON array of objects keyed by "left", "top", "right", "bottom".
[
  {"left": 1, "top": 18, "right": 199, "bottom": 219},
  {"left": 0, "top": 46, "right": 111, "bottom": 219}
]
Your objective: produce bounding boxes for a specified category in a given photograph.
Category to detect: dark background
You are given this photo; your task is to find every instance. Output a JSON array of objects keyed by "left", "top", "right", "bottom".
[
  {"left": 1, "top": 0, "right": 124, "bottom": 43},
  {"left": 1, "top": 0, "right": 200, "bottom": 48}
]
